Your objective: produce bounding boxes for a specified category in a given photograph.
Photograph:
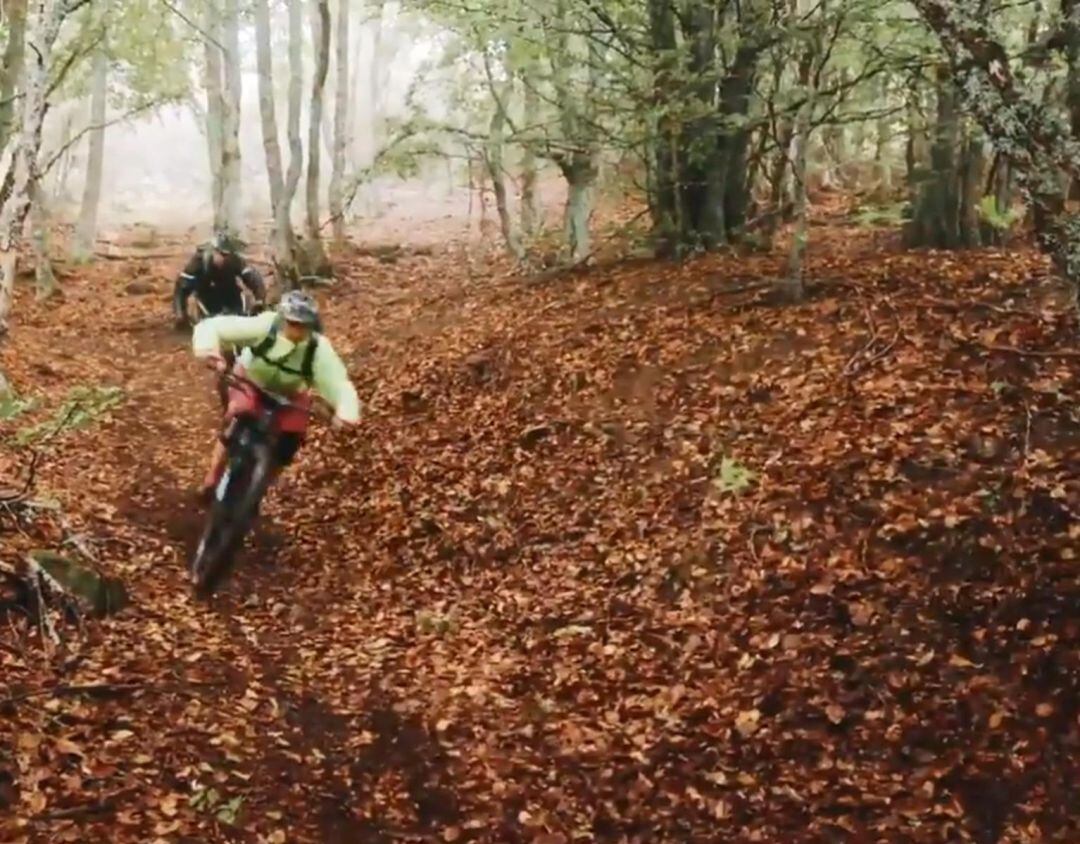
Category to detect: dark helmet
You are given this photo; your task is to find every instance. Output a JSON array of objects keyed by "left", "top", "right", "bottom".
[
  {"left": 278, "top": 290, "right": 319, "bottom": 325},
  {"left": 210, "top": 230, "right": 243, "bottom": 255}
]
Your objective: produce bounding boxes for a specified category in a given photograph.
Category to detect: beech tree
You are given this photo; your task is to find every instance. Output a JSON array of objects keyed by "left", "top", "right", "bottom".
[
  {"left": 0, "top": 0, "right": 72, "bottom": 334},
  {"left": 305, "top": 0, "right": 331, "bottom": 274}
]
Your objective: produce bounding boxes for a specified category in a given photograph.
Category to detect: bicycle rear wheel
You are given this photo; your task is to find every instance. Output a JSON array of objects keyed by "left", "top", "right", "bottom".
[{"left": 190, "top": 440, "right": 275, "bottom": 595}]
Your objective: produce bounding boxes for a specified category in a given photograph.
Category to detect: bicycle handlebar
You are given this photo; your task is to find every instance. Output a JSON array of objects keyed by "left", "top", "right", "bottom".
[{"left": 218, "top": 370, "right": 334, "bottom": 423}]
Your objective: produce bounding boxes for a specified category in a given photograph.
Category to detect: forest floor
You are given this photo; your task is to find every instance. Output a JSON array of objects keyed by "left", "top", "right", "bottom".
[{"left": 1, "top": 211, "right": 1080, "bottom": 843}]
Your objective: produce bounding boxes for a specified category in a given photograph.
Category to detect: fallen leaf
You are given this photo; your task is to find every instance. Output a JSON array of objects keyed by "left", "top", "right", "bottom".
[
  {"left": 735, "top": 709, "right": 761, "bottom": 737},
  {"left": 160, "top": 793, "right": 179, "bottom": 817},
  {"left": 54, "top": 738, "right": 84, "bottom": 757}
]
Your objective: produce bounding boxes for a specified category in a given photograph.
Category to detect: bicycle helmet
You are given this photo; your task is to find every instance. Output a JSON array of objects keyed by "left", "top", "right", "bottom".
[
  {"left": 210, "top": 230, "right": 242, "bottom": 255},
  {"left": 278, "top": 290, "right": 319, "bottom": 325}
]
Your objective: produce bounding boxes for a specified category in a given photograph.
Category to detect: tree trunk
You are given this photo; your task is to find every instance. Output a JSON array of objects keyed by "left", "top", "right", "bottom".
[
  {"left": 347, "top": 0, "right": 365, "bottom": 161},
  {"left": 781, "top": 49, "right": 817, "bottom": 303},
  {"left": 254, "top": 0, "right": 284, "bottom": 212},
  {"left": 50, "top": 108, "right": 75, "bottom": 203},
  {"left": 905, "top": 65, "right": 962, "bottom": 248},
  {"left": 958, "top": 128, "right": 989, "bottom": 247},
  {"left": 328, "top": 0, "right": 350, "bottom": 244},
  {"left": 305, "top": 0, "right": 331, "bottom": 273},
  {"left": 0, "top": 0, "right": 64, "bottom": 336},
  {"left": 0, "top": 0, "right": 27, "bottom": 152},
  {"left": 484, "top": 76, "right": 523, "bottom": 260},
  {"left": 31, "top": 184, "right": 54, "bottom": 298},
  {"left": 873, "top": 76, "right": 893, "bottom": 200},
  {"left": 202, "top": 5, "right": 226, "bottom": 231},
  {"left": 254, "top": 0, "right": 295, "bottom": 280},
  {"left": 981, "top": 151, "right": 1015, "bottom": 245},
  {"left": 677, "top": 2, "right": 719, "bottom": 248},
  {"left": 360, "top": 0, "right": 386, "bottom": 213},
  {"left": 904, "top": 87, "right": 925, "bottom": 192},
  {"left": 761, "top": 109, "right": 795, "bottom": 249},
  {"left": 1064, "top": 0, "right": 1080, "bottom": 200},
  {"left": 279, "top": 0, "right": 305, "bottom": 287},
  {"left": 647, "top": 0, "right": 679, "bottom": 257},
  {"left": 912, "top": 0, "right": 1080, "bottom": 286},
  {"left": 519, "top": 66, "right": 540, "bottom": 239},
  {"left": 74, "top": 43, "right": 107, "bottom": 261},
  {"left": 561, "top": 156, "right": 596, "bottom": 263},
  {"left": 715, "top": 34, "right": 764, "bottom": 241},
  {"left": 220, "top": 0, "right": 242, "bottom": 235}
]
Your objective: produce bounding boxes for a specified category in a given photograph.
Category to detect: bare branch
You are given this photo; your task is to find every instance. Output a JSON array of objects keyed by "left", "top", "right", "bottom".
[
  {"left": 160, "top": 0, "right": 226, "bottom": 52},
  {"left": 41, "top": 99, "right": 166, "bottom": 175}
]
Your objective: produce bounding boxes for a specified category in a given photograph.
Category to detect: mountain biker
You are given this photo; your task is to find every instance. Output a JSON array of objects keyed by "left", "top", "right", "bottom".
[
  {"left": 191, "top": 290, "right": 359, "bottom": 502},
  {"left": 173, "top": 231, "right": 267, "bottom": 329}
]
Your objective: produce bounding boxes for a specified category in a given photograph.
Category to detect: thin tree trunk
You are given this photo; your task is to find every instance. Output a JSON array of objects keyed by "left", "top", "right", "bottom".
[
  {"left": 254, "top": 0, "right": 291, "bottom": 276},
  {"left": 761, "top": 119, "right": 794, "bottom": 248},
  {"left": 53, "top": 116, "right": 74, "bottom": 201},
  {"left": 873, "top": 76, "right": 893, "bottom": 200},
  {"left": 562, "top": 156, "right": 596, "bottom": 263},
  {"left": 781, "top": 48, "right": 818, "bottom": 303},
  {"left": 359, "top": 0, "right": 386, "bottom": 213},
  {"left": 1064, "top": 0, "right": 1080, "bottom": 199},
  {"left": 329, "top": 0, "right": 350, "bottom": 243},
  {"left": 365, "top": 0, "right": 386, "bottom": 167},
  {"left": 254, "top": 0, "right": 283, "bottom": 211},
  {"left": 549, "top": 0, "right": 599, "bottom": 263},
  {"left": 305, "top": 0, "right": 331, "bottom": 271},
  {"left": 49, "top": 107, "right": 74, "bottom": 202},
  {"left": 519, "top": 66, "right": 540, "bottom": 239},
  {"left": 484, "top": 76, "right": 522, "bottom": 259},
  {"left": 279, "top": 0, "right": 305, "bottom": 287},
  {"left": 220, "top": 0, "right": 242, "bottom": 234},
  {"left": 348, "top": 1, "right": 365, "bottom": 161},
  {"left": 203, "top": 5, "right": 225, "bottom": 231},
  {"left": 647, "top": 0, "right": 678, "bottom": 256},
  {"left": 958, "top": 126, "right": 988, "bottom": 246},
  {"left": 74, "top": 43, "right": 107, "bottom": 261},
  {"left": 0, "top": 0, "right": 65, "bottom": 335},
  {"left": 31, "top": 184, "right": 54, "bottom": 298},
  {"left": 0, "top": 0, "right": 27, "bottom": 152}
]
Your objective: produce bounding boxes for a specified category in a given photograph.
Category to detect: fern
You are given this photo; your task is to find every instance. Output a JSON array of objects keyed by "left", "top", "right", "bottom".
[{"left": 978, "top": 196, "right": 1023, "bottom": 231}]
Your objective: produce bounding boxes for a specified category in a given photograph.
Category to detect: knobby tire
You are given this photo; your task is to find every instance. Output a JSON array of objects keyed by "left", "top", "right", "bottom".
[{"left": 191, "top": 440, "right": 275, "bottom": 596}]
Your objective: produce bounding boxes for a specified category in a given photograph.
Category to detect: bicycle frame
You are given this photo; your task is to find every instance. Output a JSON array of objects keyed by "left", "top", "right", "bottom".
[
  {"left": 214, "top": 374, "right": 314, "bottom": 484},
  {"left": 191, "top": 373, "right": 329, "bottom": 594}
]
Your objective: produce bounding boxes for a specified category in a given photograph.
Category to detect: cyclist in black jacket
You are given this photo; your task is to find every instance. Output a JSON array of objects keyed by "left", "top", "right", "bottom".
[
  {"left": 172, "top": 231, "right": 267, "bottom": 328},
  {"left": 173, "top": 232, "right": 268, "bottom": 408}
]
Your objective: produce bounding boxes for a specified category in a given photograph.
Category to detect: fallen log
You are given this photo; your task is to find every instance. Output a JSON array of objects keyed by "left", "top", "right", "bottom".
[{"left": 27, "top": 550, "right": 128, "bottom": 618}]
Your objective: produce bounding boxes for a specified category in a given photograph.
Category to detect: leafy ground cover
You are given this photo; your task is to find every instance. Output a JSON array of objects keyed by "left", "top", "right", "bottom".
[{"left": 1, "top": 222, "right": 1078, "bottom": 842}]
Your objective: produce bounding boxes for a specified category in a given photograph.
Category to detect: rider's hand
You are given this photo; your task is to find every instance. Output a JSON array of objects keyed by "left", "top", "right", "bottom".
[{"left": 204, "top": 354, "right": 228, "bottom": 374}]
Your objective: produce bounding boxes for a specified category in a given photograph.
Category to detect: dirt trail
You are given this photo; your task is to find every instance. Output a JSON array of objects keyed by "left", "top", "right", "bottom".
[
  {"left": 1, "top": 246, "right": 482, "bottom": 842},
  {"left": 3, "top": 224, "right": 1080, "bottom": 842}
]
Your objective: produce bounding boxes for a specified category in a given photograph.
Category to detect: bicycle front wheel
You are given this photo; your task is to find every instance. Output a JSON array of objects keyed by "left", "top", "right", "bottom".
[{"left": 190, "top": 441, "right": 275, "bottom": 595}]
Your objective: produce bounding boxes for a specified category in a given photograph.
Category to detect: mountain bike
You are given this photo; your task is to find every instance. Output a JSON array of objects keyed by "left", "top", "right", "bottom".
[{"left": 189, "top": 373, "right": 325, "bottom": 596}]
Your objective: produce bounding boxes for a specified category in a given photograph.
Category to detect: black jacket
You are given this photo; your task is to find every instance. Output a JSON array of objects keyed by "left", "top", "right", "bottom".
[{"left": 173, "top": 248, "right": 266, "bottom": 321}]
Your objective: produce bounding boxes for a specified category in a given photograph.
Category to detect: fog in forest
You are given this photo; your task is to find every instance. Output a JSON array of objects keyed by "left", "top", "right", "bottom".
[{"left": 39, "top": 4, "right": 516, "bottom": 243}]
